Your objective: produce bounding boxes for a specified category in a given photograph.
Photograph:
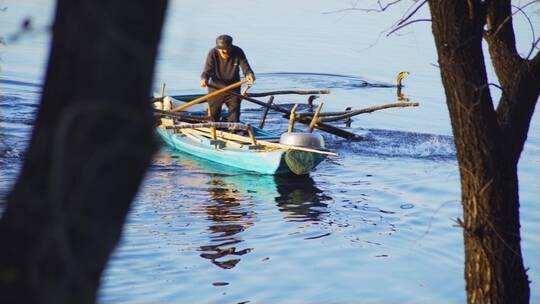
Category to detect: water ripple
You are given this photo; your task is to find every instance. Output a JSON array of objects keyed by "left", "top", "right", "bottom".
[
  {"left": 257, "top": 72, "right": 394, "bottom": 89},
  {"left": 330, "top": 128, "right": 456, "bottom": 161}
]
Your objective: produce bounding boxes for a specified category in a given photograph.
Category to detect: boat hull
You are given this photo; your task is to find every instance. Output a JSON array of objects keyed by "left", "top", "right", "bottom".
[{"left": 157, "top": 128, "right": 325, "bottom": 175}]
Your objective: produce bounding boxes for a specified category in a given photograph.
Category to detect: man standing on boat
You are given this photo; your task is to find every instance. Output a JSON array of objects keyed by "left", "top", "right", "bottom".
[{"left": 200, "top": 34, "right": 255, "bottom": 122}]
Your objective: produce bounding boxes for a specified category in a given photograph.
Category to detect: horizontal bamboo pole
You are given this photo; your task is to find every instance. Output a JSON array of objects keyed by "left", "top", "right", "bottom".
[
  {"left": 295, "top": 102, "right": 419, "bottom": 119},
  {"left": 248, "top": 89, "right": 330, "bottom": 97},
  {"left": 154, "top": 109, "right": 209, "bottom": 122},
  {"left": 318, "top": 102, "right": 420, "bottom": 122},
  {"left": 170, "top": 80, "right": 247, "bottom": 112}
]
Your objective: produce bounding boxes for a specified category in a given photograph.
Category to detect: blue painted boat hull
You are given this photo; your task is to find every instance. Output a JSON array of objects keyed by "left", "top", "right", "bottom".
[{"left": 156, "top": 128, "right": 325, "bottom": 175}]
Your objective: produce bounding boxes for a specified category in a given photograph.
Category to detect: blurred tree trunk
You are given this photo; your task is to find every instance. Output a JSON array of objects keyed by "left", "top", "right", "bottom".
[
  {"left": 0, "top": 0, "right": 167, "bottom": 303},
  {"left": 428, "top": 0, "right": 539, "bottom": 303}
]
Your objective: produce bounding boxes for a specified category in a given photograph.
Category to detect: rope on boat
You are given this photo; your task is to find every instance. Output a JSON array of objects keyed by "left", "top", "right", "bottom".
[{"left": 165, "top": 122, "right": 249, "bottom": 131}]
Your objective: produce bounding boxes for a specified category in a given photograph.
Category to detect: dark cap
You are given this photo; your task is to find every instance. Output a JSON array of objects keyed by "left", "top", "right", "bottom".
[{"left": 215, "top": 34, "right": 233, "bottom": 49}]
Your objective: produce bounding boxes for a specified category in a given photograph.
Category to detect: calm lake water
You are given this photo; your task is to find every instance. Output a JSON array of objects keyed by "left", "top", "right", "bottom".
[{"left": 1, "top": 1, "right": 539, "bottom": 303}]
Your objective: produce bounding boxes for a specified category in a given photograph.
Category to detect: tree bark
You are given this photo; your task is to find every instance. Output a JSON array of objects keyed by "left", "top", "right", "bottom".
[
  {"left": 0, "top": 0, "right": 167, "bottom": 303},
  {"left": 485, "top": 0, "right": 540, "bottom": 164},
  {"left": 428, "top": 1, "right": 538, "bottom": 303}
]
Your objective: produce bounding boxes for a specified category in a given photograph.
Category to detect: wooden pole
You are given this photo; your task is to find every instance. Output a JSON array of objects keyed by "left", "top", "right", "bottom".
[
  {"left": 319, "top": 102, "right": 419, "bottom": 122},
  {"left": 295, "top": 102, "right": 419, "bottom": 118},
  {"left": 154, "top": 109, "right": 210, "bottom": 122},
  {"left": 258, "top": 96, "right": 274, "bottom": 129},
  {"left": 248, "top": 89, "right": 330, "bottom": 97},
  {"left": 210, "top": 127, "right": 217, "bottom": 140},
  {"left": 247, "top": 124, "right": 257, "bottom": 145},
  {"left": 171, "top": 80, "right": 247, "bottom": 112},
  {"left": 344, "top": 107, "right": 352, "bottom": 127},
  {"left": 206, "top": 83, "right": 362, "bottom": 140},
  {"left": 308, "top": 102, "right": 324, "bottom": 132},
  {"left": 160, "top": 83, "right": 166, "bottom": 98},
  {"left": 288, "top": 104, "right": 298, "bottom": 133}
]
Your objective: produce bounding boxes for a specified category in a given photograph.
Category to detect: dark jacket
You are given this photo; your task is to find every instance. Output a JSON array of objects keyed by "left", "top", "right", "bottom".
[{"left": 200, "top": 46, "right": 254, "bottom": 86}]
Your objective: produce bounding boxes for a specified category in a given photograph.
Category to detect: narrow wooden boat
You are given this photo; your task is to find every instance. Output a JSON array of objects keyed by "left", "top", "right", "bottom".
[
  {"left": 152, "top": 72, "right": 419, "bottom": 175},
  {"left": 156, "top": 120, "right": 333, "bottom": 175}
]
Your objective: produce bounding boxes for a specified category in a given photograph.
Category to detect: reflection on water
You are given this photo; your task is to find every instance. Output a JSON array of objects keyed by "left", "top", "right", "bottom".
[
  {"left": 199, "top": 177, "right": 254, "bottom": 269},
  {"left": 169, "top": 150, "right": 334, "bottom": 270},
  {"left": 3, "top": 0, "right": 539, "bottom": 300},
  {"left": 274, "top": 175, "right": 331, "bottom": 222}
]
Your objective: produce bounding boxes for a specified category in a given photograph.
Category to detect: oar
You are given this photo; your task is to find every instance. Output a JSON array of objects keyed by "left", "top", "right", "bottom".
[
  {"left": 207, "top": 83, "right": 363, "bottom": 140},
  {"left": 170, "top": 80, "right": 247, "bottom": 113}
]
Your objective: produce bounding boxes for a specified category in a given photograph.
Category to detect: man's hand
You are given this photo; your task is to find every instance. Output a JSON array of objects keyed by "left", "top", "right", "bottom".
[
  {"left": 200, "top": 79, "right": 207, "bottom": 88},
  {"left": 246, "top": 73, "right": 255, "bottom": 84}
]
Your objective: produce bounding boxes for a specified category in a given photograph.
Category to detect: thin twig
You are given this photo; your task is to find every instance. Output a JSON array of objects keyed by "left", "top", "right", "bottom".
[
  {"left": 323, "top": 0, "right": 403, "bottom": 14},
  {"left": 527, "top": 36, "right": 540, "bottom": 60},
  {"left": 396, "top": 0, "right": 428, "bottom": 27},
  {"left": 386, "top": 19, "right": 431, "bottom": 36}
]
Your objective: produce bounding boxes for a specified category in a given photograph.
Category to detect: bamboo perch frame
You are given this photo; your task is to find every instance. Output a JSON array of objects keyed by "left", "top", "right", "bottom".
[
  {"left": 344, "top": 107, "right": 352, "bottom": 127},
  {"left": 248, "top": 89, "right": 330, "bottom": 97},
  {"left": 206, "top": 83, "right": 362, "bottom": 140},
  {"left": 180, "top": 127, "right": 337, "bottom": 156},
  {"left": 295, "top": 102, "right": 419, "bottom": 119},
  {"left": 288, "top": 104, "right": 299, "bottom": 133},
  {"left": 308, "top": 102, "right": 324, "bottom": 132},
  {"left": 210, "top": 127, "right": 217, "bottom": 140},
  {"left": 258, "top": 96, "right": 274, "bottom": 129},
  {"left": 247, "top": 124, "right": 257, "bottom": 145},
  {"left": 318, "top": 102, "right": 420, "bottom": 123},
  {"left": 171, "top": 80, "right": 247, "bottom": 112}
]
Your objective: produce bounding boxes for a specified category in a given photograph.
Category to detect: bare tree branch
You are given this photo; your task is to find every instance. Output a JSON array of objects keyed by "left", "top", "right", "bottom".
[
  {"left": 386, "top": 19, "right": 431, "bottom": 36},
  {"left": 325, "top": 0, "right": 430, "bottom": 47},
  {"left": 527, "top": 35, "right": 540, "bottom": 60},
  {"left": 323, "top": 0, "right": 403, "bottom": 14},
  {"left": 493, "top": 0, "right": 538, "bottom": 37},
  {"left": 396, "top": 0, "right": 428, "bottom": 27}
]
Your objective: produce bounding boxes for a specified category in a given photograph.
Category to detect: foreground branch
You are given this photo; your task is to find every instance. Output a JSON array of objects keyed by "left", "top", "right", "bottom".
[{"left": 0, "top": 1, "right": 167, "bottom": 303}]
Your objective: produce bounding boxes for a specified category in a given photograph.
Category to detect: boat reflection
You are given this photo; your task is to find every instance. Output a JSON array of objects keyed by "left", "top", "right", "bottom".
[
  {"left": 155, "top": 148, "right": 332, "bottom": 269},
  {"left": 274, "top": 175, "right": 332, "bottom": 222},
  {"left": 199, "top": 176, "right": 254, "bottom": 269}
]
